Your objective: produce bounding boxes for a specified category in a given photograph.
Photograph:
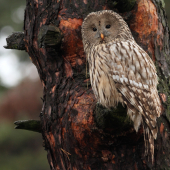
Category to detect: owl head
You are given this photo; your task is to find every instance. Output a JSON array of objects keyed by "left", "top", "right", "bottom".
[{"left": 81, "top": 10, "right": 133, "bottom": 50}]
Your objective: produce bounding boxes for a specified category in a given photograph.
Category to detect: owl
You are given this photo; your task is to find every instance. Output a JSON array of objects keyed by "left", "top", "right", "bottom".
[{"left": 81, "top": 10, "right": 161, "bottom": 162}]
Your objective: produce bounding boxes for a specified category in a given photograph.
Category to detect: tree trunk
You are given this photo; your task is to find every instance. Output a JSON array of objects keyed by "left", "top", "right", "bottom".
[{"left": 6, "top": 0, "right": 170, "bottom": 169}]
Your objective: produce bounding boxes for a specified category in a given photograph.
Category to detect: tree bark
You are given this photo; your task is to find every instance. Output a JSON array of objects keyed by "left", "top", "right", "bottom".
[{"left": 8, "top": 0, "right": 170, "bottom": 169}]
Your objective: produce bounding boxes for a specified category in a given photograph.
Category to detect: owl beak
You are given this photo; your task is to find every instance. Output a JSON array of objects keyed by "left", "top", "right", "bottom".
[{"left": 100, "top": 33, "right": 104, "bottom": 40}]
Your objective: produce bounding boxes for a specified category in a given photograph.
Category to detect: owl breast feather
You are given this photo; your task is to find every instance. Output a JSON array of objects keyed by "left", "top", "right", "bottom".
[{"left": 88, "top": 43, "right": 124, "bottom": 108}]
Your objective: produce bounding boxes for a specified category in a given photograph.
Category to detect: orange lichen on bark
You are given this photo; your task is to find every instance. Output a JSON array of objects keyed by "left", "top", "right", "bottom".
[
  {"left": 72, "top": 92, "right": 95, "bottom": 126},
  {"left": 59, "top": 18, "right": 84, "bottom": 67},
  {"left": 55, "top": 71, "right": 60, "bottom": 77},
  {"left": 64, "top": 59, "right": 73, "bottom": 78},
  {"left": 77, "top": 58, "right": 83, "bottom": 65},
  {"left": 72, "top": 125, "right": 86, "bottom": 145},
  {"left": 74, "top": 147, "right": 83, "bottom": 158},
  {"left": 130, "top": 0, "right": 158, "bottom": 38},
  {"left": 42, "top": 17, "right": 47, "bottom": 25},
  {"left": 160, "top": 123, "right": 164, "bottom": 135},
  {"left": 111, "top": 155, "right": 116, "bottom": 164},
  {"left": 134, "top": 163, "right": 138, "bottom": 170},
  {"left": 59, "top": 18, "right": 82, "bottom": 30},
  {"left": 51, "top": 85, "right": 56, "bottom": 96},
  {"left": 160, "top": 93, "right": 167, "bottom": 103},
  {"left": 69, "top": 91, "right": 101, "bottom": 151},
  {"left": 62, "top": 127, "right": 66, "bottom": 139},
  {"left": 130, "top": 0, "right": 161, "bottom": 61},
  {"left": 47, "top": 132, "right": 56, "bottom": 148}
]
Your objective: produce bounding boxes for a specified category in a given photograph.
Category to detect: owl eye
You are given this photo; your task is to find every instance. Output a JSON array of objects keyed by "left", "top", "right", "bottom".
[
  {"left": 106, "top": 25, "right": 111, "bottom": 29},
  {"left": 92, "top": 27, "right": 97, "bottom": 32}
]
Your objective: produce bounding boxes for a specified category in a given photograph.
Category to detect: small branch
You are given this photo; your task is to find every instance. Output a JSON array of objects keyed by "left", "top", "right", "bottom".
[
  {"left": 14, "top": 120, "right": 42, "bottom": 133},
  {"left": 4, "top": 32, "right": 26, "bottom": 50},
  {"left": 4, "top": 25, "right": 63, "bottom": 50},
  {"left": 38, "top": 24, "right": 63, "bottom": 48}
]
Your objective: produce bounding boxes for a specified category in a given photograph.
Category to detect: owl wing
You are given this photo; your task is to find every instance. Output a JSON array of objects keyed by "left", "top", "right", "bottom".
[
  {"left": 108, "top": 40, "right": 157, "bottom": 91},
  {"left": 106, "top": 40, "right": 161, "bottom": 161},
  {"left": 96, "top": 39, "right": 161, "bottom": 134},
  {"left": 106, "top": 40, "right": 161, "bottom": 117}
]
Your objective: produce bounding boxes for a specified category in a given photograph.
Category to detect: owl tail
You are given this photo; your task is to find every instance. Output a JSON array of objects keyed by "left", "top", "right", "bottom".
[{"left": 143, "top": 119, "right": 157, "bottom": 163}]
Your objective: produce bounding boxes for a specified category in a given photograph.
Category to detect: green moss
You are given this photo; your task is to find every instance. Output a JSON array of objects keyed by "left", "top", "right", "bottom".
[
  {"left": 113, "top": 0, "right": 137, "bottom": 12},
  {"left": 160, "top": 0, "right": 165, "bottom": 8},
  {"left": 38, "top": 25, "right": 62, "bottom": 48},
  {"left": 11, "top": 44, "right": 18, "bottom": 49},
  {"left": 156, "top": 61, "right": 170, "bottom": 122},
  {"left": 95, "top": 103, "right": 132, "bottom": 135}
]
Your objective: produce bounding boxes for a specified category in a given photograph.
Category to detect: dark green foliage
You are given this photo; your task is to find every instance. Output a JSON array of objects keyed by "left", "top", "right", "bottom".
[{"left": 0, "top": 123, "right": 49, "bottom": 170}]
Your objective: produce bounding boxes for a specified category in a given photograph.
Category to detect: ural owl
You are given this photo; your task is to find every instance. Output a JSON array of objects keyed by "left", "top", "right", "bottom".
[{"left": 81, "top": 10, "right": 161, "bottom": 162}]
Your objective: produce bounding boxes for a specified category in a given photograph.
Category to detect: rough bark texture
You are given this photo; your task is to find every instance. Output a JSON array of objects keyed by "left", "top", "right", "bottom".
[
  {"left": 18, "top": 0, "right": 170, "bottom": 169},
  {"left": 4, "top": 32, "right": 25, "bottom": 50}
]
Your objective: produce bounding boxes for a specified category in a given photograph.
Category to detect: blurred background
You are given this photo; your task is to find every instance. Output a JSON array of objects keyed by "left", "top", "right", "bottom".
[
  {"left": 0, "top": 0, "right": 48, "bottom": 169},
  {"left": 0, "top": 0, "right": 169, "bottom": 170}
]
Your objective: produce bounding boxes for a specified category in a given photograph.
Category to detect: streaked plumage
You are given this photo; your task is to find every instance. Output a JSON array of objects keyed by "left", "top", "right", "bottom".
[{"left": 81, "top": 10, "right": 161, "bottom": 162}]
